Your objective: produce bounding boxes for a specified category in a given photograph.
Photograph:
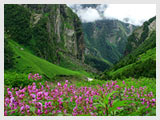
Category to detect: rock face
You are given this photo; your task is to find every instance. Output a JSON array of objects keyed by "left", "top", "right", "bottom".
[
  {"left": 124, "top": 16, "right": 156, "bottom": 55},
  {"left": 100, "top": 16, "right": 156, "bottom": 79},
  {"left": 27, "top": 4, "right": 85, "bottom": 63},
  {"left": 82, "top": 20, "right": 136, "bottom": 64},
  {"left": 5, "top": 4, "right": 85, "bottom": 64}
]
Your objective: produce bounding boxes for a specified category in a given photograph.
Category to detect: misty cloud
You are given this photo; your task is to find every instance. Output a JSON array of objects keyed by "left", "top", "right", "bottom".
[
  {"left": 67, "top": 4, "right": 156, "bottom": 25},
  {"left": 68, "top": 4, "right": 105, "bottom": 22}
]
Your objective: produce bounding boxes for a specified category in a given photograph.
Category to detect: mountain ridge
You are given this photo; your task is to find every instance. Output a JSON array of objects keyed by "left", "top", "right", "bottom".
[
  {"left": 82, "top": 19, "right": 136, "bottom": 71},
  {"left": 100, "top": 16, "right": 156, "bottom": 79}
]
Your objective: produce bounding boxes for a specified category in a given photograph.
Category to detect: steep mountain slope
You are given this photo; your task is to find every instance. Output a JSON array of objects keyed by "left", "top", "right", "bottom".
[
  {"left": 83, "top": 20, "right": 136, "bottom": 71},
  {"left": 101, "top": 17, "right": 156, "bottom": 79},
  {"left": 4, "top": 4, "right": 97, "bottom": 74},
  {"left": 124, "top": 16, "right": 156, "bottom": 55},
  {"left": 6, "top": 39, "right": 82, "bottom": 78}
]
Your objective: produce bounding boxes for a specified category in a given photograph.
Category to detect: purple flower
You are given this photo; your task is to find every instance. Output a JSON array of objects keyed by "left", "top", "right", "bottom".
[
  {"left": 4, "top": 111, "right": 7, "bottom": 116},
  {"left": 36, "top": 92, "right": 43, "bottom": 100},
  {"left": 52, "top": 110, "right": 56, "bottom": 114},
  {"left": 73, "top": 106, "right": 77, "bottom": 112},
  {"left": 25, "top": 105, "right": 30, "bottom": 110},
  {"left": 36, "top": 102, "right": 43, "bottom": 111},
  {"left": 112, "top": 81, "right": 115, "bottom": 86},
  {"left": 141, "top": 102, "right": 145, "bottom": 105},
  {"left": 75, "top": 99, "right": 79, "bottom": 104},
  {"left": 122, "top": 81, "right": 125, "bottom": 84},
  {"left": 44, "top": 92, "right": 48, "bottom": 96},
  {"left": 79, "top": 96, "right": 82, "bottom": 100},
  {"left": 8, "top": 91, "right": 12, "bottom": 96},
  {"left": 74, "top": 96, "right": 78, "bottom": 99},
  {"left": 20, "top": 106, "right": 25, "bottom": 112},
  {"left": 70, "top": 97, "right": 73, "bottom": 102},
  {"left": 115, "top": 85, "right": 120, "bottom": 88},
  {"left": 152, "top": 99, "right": 156, "bottom": 102},
  {"left": 37, "top": 109, "right": 41, "bottom": 115},
  {"left": 44, "top": 110, "right": 48, "bottom": 114},
  {"left": 86, "top": 98, "right": 89, "bottom": 104},
  {"left": 58, "top": 97, "right": 63, "bottom": 104},
  {"left": 57, "top": 110, "right": 61, "bottom": 113},
  {"left": 10, "top": 97, "right": 15, "bottom": 103},
  {"left": 64, "top": 109, "right": 67, "bottom": 114},
  {"left": 64, "top": 84, "right": 68, "bottom": 88},
  {"left": 57, "top": 82, "right": 61, "bottom": 87}
]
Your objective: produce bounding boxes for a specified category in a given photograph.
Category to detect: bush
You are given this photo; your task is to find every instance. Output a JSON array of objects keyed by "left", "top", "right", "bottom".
[
  {"left": 4, "top": 36, "right": 15, "bottom": 69},
  {"left": 4, "top": 72, "right": 44, "bottom": 88},
  {"left": 4, "top": 4, "right": 31, "bottom": 45}
]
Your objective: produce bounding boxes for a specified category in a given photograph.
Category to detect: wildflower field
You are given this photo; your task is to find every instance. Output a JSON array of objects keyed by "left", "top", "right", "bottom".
[{"left": 4, "top": 73, "right": 156, "bottom": 116}]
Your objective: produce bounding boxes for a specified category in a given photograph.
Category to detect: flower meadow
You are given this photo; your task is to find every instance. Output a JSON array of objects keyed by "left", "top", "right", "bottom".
[{"left": 4, "top": 73, "right": 156, "bottom": 116}]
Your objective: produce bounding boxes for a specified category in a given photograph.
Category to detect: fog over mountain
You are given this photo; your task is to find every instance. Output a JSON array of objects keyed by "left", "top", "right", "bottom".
[{"left": 67, "top": 4, "right": 156, "bottom": 26}]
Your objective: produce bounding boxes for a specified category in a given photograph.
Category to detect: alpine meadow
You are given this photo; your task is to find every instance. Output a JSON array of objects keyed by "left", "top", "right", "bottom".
[{"left": 4, "top": 4, "right": 156, "bottom": 116}]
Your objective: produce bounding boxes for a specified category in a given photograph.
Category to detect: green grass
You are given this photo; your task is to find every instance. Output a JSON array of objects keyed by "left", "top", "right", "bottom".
[
  {"left": 74, "top": 77, "right": 156, "bottom": 96},
  {"left": 116, "top": 77, "right": 156, "bottom": 96},
  {"left": 108, "top": 47, "right": 156, "bottom": 77},
  {"left": 139, "top": 47, "right": 156, "bottom": 61},
  {"left": 101, "top": 58, "right": 113, "bottom": 66},
  {"left": 7, "top": 40, "right": 91, "bottom": 78}
]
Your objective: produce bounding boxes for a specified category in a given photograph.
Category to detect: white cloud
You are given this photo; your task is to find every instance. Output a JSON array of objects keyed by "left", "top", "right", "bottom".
[
  {"left": 68, "top": 4, "right": 156, "bottom": 25},
  {"left": 68, "top": 4, "right": 102, "bottom": 22},
  {"left": 104, "top": 4, "right": 156, "bottom": 25},
  {"left": 77, "top": 7, "right": 102, "bottom": 22}
]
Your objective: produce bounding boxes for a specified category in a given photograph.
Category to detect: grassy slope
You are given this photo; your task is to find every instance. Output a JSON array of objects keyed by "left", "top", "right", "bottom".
[
  {"left": 8, "top": 40, "right": 92, "bottom": 78},
  {"left": 108, "top": 47, "right": 156, "bottom": 77}
]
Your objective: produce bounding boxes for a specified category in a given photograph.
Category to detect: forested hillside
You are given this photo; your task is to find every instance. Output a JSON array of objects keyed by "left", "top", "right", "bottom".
[
  {"left": 83, "top": 20, "right": 136, "bottom": 71},
  {"left": 4, "top": 4, "right": 98, "bottom": 75},
  {"left": 101, "top": 17, "right": 156, "bottom": 79}
]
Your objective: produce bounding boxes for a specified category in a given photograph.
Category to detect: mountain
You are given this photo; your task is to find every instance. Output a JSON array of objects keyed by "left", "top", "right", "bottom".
[
  {"left": 124, "top": 16, "right": 156, "bottom": 55},
  {"left": 82, "top": 20, "right": 136, "bottom": 71},
  {"left": 4, "top": 4, "right": 97, "bottom": 79},
  {"left": 5, "top": 4, "right": 84, "bottom": 62},
  {"left": 100, "top": 16, "right": 156, "bottom": 79}
]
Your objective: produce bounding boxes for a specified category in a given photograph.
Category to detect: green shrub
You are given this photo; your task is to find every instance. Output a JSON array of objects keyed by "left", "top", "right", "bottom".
[
  {"left": 4, "top": 4, "right": 32, "bottom": 45},
  {"left": 4, "top": 36, "right": 15, "bottom": 69},
  {"left": 4, "top": 72, "right": 44, "bottom": 88}
]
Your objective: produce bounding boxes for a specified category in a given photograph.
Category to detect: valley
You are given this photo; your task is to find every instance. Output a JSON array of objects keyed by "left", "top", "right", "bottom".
[{"left": 4, "top": 4, "right": 156, "bottom": 116}]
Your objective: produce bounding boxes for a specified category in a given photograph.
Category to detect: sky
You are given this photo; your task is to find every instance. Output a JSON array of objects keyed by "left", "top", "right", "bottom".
[{"left": 67, "top": 4, "right": 156, "bottom": 26}]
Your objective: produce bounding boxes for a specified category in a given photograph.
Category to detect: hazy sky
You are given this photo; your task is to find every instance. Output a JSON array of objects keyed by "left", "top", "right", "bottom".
[{"left": 68, "top": 4, "right": 156, "bottom": 26}]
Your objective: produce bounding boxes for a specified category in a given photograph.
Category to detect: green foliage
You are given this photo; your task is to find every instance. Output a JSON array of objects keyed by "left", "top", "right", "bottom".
[
  {"left": 94, "top": 91, "right": 130, "bottom": 115},
  {"left": 102, "top": 29, "right": 156, "bottom": 80},
  {"left": 4, "top": 4, "right": 86, "bottom": 72},
  {"left": 83, "top": 19, "right": 136, "bottom": 67},
  {"left": 102, "top": 47, "right": 156, "bottom": 79},
  {"left": 44, "top": 13, "right": 49, "bottom": 17},
  {"left": 148, "top": 16, "right": 156, "bottom": 24},
  {"left": 125, "top": 34, "right": 137, "bottom": 53},
  {"left": 125, "top": 16, "right": 156, "bottom": 56},
  {"left": 85, "top": 55, "right": 112, "bottom": 71},
  {"left": 4, "top": 72, "right": 31, "bottom": 88},
  {"left": 4, "top": 4, "right": 32, "bottom": 45},
  {"left": 64, "top": 22, "right": 73, "bottom": 29},
  {"left": 140, "top": 21, "right": 149, "bottom": 43},
  {"left": 4, "top": 35, "right": 15, "bottom": 69},
  {"left": 32, "top": 16, "right": 57, "bottom": 63},
  {"left": 7, "top": 40, "right": 85, "bottom": 78}
]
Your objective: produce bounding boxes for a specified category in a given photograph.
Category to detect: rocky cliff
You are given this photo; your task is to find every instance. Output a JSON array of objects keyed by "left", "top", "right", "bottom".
[
  {"left": 101, "top": 16, "right": 156, "bottom": 79},
  {"left": 5, "top": 4, "right": 85, "bottom": 64},
  {"left": 83, "top": 20, "right": 136, "bottom": 63},
  {"left": 124, "top": 16, "right": 156, "bottom": 55}
]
